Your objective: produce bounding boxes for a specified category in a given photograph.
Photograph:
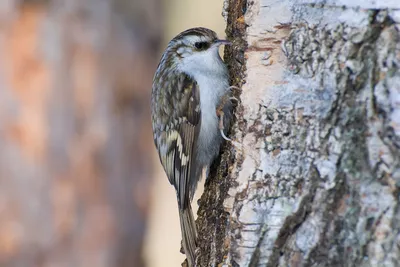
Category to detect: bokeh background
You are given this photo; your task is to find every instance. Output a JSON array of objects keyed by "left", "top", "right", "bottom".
[{"left": 0, "top": 0, "right": 224, "bottom": 267}]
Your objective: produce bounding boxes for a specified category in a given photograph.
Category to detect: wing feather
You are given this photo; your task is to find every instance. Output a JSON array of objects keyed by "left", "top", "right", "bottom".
[{"left": 153, "top": 73, "right": 201, "bottom": 208}]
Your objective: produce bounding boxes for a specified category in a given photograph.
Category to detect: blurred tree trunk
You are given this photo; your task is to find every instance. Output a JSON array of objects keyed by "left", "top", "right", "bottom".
[
  {"left": 0, "top": 0, "right": 161, "bottom": 266},
  {"left": 197, "top": 0, "right": 400, "bottom": 266}
]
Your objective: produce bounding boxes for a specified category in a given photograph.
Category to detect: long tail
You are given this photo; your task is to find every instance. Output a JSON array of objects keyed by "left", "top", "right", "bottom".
[{"left": 179, "top": 205, "right": 197, "bottom": 266}]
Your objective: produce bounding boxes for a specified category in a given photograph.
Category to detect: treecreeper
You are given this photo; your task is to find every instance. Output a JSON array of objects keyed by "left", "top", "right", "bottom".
[{"left": 151, "top": 27, "right": 233, "bottom": 266}]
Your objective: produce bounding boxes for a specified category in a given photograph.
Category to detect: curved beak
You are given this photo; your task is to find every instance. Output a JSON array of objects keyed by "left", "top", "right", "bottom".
[{"left": 214, "top": 39, "right": 231, "bottom": 46}]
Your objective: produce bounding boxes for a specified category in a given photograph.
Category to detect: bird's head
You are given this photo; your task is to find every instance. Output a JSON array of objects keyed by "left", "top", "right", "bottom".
[{"left": 158, "top": 27, "right": 230, "bottom": 76}]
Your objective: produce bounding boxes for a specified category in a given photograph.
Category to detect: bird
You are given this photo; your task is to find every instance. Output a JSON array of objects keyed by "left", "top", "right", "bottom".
[{"left": 151, "top": 27, "right": 232, "bottom": 266}]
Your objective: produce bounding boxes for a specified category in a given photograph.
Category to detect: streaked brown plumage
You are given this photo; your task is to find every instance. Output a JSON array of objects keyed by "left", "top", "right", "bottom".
[{"left": 151, "top": 27, "right": 231, "bottom": 266}]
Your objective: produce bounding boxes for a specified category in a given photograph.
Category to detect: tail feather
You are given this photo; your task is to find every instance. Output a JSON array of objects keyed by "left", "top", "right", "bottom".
[{"left": 179, "top": 205, "right": 197, "bottom": 266}]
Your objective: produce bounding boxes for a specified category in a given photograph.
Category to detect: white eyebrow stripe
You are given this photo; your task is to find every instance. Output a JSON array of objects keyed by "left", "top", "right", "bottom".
[{"left": 184, "top": 35, "right": 207, "bottom": 45}]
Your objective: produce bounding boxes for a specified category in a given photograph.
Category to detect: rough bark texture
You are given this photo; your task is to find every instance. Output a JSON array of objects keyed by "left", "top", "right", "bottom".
[
  {"left": 0, "top": 1, "right": 161, "bottom": 266},
  {"left": 197, "top": 0, "right": 400, "bottom": 266}
]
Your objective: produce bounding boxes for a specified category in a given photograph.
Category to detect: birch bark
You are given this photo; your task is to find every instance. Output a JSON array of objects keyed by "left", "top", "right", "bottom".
[{"left": 197, "top": 1, "right": 400, "bottom": 266}]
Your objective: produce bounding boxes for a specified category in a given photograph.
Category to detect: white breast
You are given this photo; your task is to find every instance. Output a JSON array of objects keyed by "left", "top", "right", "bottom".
[
  {"left": 178, "top": 47, "right": 229, "bottom": 166},
  {"left": 196, "top": 72, "right": 227, "bottom": 144}
]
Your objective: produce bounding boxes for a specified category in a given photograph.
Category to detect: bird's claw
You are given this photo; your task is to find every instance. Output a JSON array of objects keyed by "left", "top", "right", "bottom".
[{"left": 217, "top": 110, "right": 241, "bottom": 149}]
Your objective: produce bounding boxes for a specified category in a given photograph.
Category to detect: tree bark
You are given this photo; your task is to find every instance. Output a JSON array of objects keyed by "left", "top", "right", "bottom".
[
  {"left": 197, "top": 0, "right": 400, "bottom": 266},
  {"left": 0, "top": 1, "right": 161, "bottom": 266}
]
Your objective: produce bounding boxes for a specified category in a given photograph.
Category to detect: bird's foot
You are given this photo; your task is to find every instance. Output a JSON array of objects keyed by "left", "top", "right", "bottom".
[{"left": 217, "top": 110, "right": 241, "bottom": 149}]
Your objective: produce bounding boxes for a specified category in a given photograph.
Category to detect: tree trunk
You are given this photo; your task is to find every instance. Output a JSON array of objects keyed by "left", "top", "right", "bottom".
[
  {"left": 0, "top": 1, "right": 161, "bottom": 266},
  {"left": 197, "top": 0, "right": 400, "bottom": 266}
]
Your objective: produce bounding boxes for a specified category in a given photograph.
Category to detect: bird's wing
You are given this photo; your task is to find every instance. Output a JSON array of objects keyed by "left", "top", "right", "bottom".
[{"left": 152, "top": 73, "right": 201, "bottom": 208}]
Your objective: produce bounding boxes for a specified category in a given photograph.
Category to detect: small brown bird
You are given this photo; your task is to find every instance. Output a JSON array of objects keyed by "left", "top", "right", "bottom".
[{"left": 151, "top": 27, "right": 232, "bottom": 266}]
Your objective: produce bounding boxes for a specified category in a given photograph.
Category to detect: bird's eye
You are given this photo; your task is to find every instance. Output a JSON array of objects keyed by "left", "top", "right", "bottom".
[{"left": 194, "top": 42, "right": 208, "bottom": 50}]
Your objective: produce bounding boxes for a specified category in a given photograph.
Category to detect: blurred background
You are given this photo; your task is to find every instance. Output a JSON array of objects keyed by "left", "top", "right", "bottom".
[{"left": 0, "top": 0, "right": 224, "bottom": 267}]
